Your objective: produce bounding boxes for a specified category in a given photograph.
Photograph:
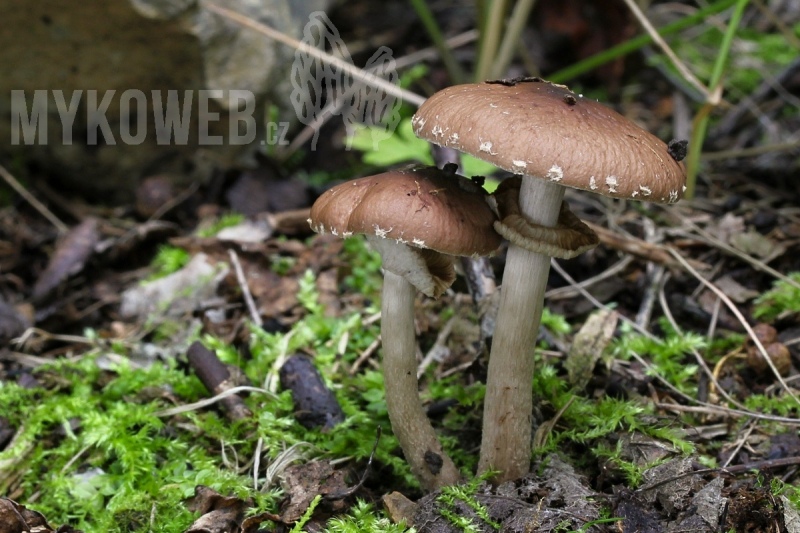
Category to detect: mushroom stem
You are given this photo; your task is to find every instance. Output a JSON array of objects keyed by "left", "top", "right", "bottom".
[
  {"left": 381, "top": 270, "right": 462, "bottom": 490},
  {"left": 478, "top": 178, "right": 565, "bottom": 482}
]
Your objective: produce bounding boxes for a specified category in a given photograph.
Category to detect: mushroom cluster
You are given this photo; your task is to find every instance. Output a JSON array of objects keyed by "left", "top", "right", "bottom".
[
  {"left": 412, "top": 77, "right": 687, "bottom": 482},
  {"left": 309, "top": 76, "right": 687, "bottom": 489},
  {"left": 308, "top": 164, "right": 501, "bottom": 490}
]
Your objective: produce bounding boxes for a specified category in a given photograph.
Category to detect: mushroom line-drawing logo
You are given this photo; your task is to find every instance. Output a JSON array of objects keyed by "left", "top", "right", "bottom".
[{"left": 290, "top": 11, "right": 401, "bottom": 151}]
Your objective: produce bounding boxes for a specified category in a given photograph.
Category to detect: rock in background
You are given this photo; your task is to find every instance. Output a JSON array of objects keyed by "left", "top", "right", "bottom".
[{"left": 0, "top": 0, "right": 328, "bottom": 201}]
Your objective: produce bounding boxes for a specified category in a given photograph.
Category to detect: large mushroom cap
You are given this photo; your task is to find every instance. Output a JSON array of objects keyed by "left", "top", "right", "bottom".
[
  {"left": 412, "top": 78, "right": 687, "bottom": 204},
  {"left": 308, "top": 166, "right": 501, "bottom": 256}
]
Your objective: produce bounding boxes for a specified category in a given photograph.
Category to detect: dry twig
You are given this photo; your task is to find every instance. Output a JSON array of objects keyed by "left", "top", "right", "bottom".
[
  {"left": 203, "top": 3, "right": 425, "bottom": 107},
  {"left": 0, "top": 164, "right": 68, "bottom": 233},
  {"left": 549, "top": 259, "right": 657, "bottom": 340},
  {"left": 545, "top": 256, "right": 634, "bottom": 300},
  {"left": 620, "top": 0, "right": 712, "bottom": 101},
  {"left": 228, "top": 249, "right": 262, "bottom": 327},
  {"left": 658, "top": 274, "right": 748, "bottom": 411},
  {"left": 667, "top": 214, "right": 800, "bottom": 290},
  {"left": 668, "top": 247, "right": 800, "bottom": 407}
]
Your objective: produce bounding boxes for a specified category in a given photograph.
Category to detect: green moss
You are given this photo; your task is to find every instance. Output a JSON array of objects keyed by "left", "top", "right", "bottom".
[
  {"left": 611, "top": 319, "right": 706, "bottom": 395},
  {"left": 754, "top": 273, "right": 800, "bottom": 321},
  {"left": 324, "top": 500, "right": 412, "bottom": 532},
  {"left": 0, "top": 356, "right": 244, "bottom": 532},
  {"left": 437, "top": 472, "right": 500, "bottom": 531},
  {"left": 341, "top": 237, "right": 384, "bottom": 300},
  {"left": 196, "top": 213, "right": 245, "bottom": 238},
  {"left": 146, "top": 245, "right": 190, "bottom": 281}
]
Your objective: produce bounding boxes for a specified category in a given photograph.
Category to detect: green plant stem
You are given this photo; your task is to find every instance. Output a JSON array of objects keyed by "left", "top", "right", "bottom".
[
  {"left": 290, "top": 494, "right": 322, "bottom": 533},
  {"left": 489, "top": 0, "right": 538, "bottom": 79},
  {"left": 684, "top": 0, "right": 749, "bottom": 198},
  {"left": 708, "top": 0, "right": 749, "bottom": 90},
  {"left": 474, "top": 0, "right": 508, "bottom": 81},
  {"left": 684, "top": 103, "right": 714, "bottom": 199},
  {"left": 409, "top": 0, "right": 467, "bottom": 84},
  {"left": 548, "top": 0, "right": 738, "bottom": 84}
]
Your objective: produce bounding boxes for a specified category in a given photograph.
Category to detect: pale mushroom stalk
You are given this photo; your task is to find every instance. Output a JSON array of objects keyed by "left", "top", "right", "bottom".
[
  {"left": 478, "top": 177, "right": 564, "bottom": 480},
  {"left": 381, "top": 269, "right": 462, "bottom": 489},
  {"left": 412, "top": 78, "right": 687, "bottom": 484}
]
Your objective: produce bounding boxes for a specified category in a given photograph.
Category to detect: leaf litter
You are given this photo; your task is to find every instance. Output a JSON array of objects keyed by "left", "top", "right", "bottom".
[
  {"left": 2, "top": 9, "right": 800, "bottom": 533},
  {"left": 2, "top": 154, "right": 800, "bottom": 533}
]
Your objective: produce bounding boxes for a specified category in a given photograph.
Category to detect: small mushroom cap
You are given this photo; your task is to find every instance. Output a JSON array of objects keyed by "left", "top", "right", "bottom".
[
  {"left": 412, "top": 78, "right": 687, "bottom": 204},
  {"left": 308, "top": 166, "right": 502, "bottom": 256}
]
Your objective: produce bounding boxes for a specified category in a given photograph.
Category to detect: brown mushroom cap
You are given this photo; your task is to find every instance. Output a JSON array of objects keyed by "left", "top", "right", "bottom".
[
  {"left": 308, "top": 166, "right": 501, "bottom": 256},
  {"left": 412, "top": 78, "right": 687, "bottom": 204},
  {"left": 308, "top": 165, "right": 501, "bottom": 298}
]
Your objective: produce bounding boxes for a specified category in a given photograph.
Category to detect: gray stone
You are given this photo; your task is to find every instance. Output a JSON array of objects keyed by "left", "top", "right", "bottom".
[{"left": 0, "top": 0, "right": 328, "bottom": 201}]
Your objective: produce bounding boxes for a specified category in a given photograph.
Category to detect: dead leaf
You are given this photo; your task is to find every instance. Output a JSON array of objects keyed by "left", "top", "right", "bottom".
[
  {"left": 120, "top": 253, "right": 228, "bottom": 319},
  {"left": 565, "top": 309, "right": 618, "bottom": 389},
  {"left": 679, "top": 477, "right": 726, "bottom": 530},
  {"left": 216, "top": 220, "right": 273, "bottom": 243},
  {"left": 783, "top": 496, "right": 800, "bottom": 533},
  {"left": 382, "top": 492, "right": 418, "bottom": 526},
  {"left": 0, "top": 497, "right": 58, "bottom": 533},
  {"left": 708, "top": 212, "right": 745, "bottom": 244},
  {"left": 249, "top": 269, "right": 300, "bottom": 319},
  {"left": 697, "top": 290, "right": 742, "bottom": 331},
  {"left": 532, "top": 454, "right": 601, "bottom": 519},
  {"left": 714, "top": 275, "right": 759, "bottom": 303},
  {"left": 0, "top": 498, "right": 30, "bottom": 533},
  {"left": 241, "top": 511, "right": 283, "bottom": 533},
  {"left": 730, "top": 230, "right": 785, "bottom": 260},
  {"left": 185, "top": 485, "right": 249, "bottom": 533},
  {"left": 639, "top": 457, "right": 700, "bottom": 515},
  {"left": 614, "top": 489, "right": 662, "bottom": 533},
  {"left": 412, "top": 454, "right": 601, "bottom": 532},
  {"left": 32, "top": 217, "right": 100, "bottom": 302},
  {"left": 280, "top": 461, "right": 349, "bottom": 523},
  {"left": 0, "top": 299, "right": 31, "bottom": 344}
]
